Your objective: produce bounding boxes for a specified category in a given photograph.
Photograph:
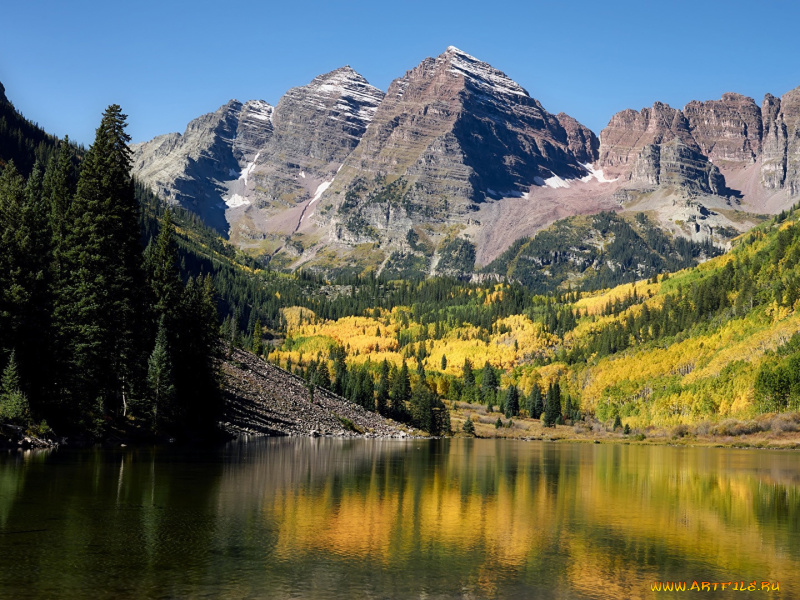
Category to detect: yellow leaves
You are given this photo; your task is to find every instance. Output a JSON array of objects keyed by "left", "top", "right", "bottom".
[
  {"left": 574, "top": 280, "right": 661, "bottom": 316},
  {"left": 281, "top": 306, "right": 317, "bottom": 331}
]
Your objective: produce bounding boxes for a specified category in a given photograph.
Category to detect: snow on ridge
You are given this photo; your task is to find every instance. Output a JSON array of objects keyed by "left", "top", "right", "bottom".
[
  {"left": 445, "top": 47, "right": 529, "bottom": 99},
  {"left": 242, "top": 100, "right": 274, "bottom": 122}
]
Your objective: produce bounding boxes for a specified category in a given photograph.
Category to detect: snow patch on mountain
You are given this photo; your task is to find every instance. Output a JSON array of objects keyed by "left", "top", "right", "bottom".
[
  {"left": 310, "top": 179, "right": 333, "bottom": 205},
  {"left": 580, "top": 163, "right": 617, "bottom": 183}
]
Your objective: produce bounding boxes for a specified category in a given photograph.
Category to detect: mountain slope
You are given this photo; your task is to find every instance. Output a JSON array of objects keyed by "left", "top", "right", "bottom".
[
  {"left": 484, "top": 211, "right": 722, "bottom": 293},
  {"left": 132, "top": 67, "right": 385, "bottom": 250}
]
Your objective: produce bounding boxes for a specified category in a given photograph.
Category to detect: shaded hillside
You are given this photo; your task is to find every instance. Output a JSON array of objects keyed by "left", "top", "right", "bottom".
[
  {"left": 484, "top": 212, "right": 722, "bottom": 293},
  {"left": 0, "top": 82, "right": 65, "bottom": 175}
]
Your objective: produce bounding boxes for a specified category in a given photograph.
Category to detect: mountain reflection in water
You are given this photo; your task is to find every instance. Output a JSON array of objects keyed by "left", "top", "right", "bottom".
[{"left": 1, "top": 438, "right": 798, "bottom": 599}]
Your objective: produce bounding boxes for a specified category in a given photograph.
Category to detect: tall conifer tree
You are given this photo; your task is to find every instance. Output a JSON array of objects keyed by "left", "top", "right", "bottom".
[{"left": 54, "top": 105, "right": 144, "bottom": 421}]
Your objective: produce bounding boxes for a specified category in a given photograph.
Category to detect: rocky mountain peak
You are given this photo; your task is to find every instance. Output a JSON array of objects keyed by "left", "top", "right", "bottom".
[
  {"left": 0, "top": 81, "right": 7, "bottom": 104},
  {"left": 440, "top": 46, "right": 530, "bottom": 101},
  {"left": 281, "top": 66, "right": 384, "bottom": 133}
]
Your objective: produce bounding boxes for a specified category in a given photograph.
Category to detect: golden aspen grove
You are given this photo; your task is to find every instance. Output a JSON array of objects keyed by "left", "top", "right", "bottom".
[{"left": 265, "top": 209, "right": 800, "bottom": 442}]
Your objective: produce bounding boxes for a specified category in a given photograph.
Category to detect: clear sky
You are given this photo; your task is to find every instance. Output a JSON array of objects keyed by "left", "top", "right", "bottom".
[{"left": 2, "top": 0, "right": 798, "bottom": 147}]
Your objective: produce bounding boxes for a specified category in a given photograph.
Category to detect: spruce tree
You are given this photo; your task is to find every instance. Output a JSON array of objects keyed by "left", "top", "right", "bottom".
[
  {"left": 544, "top": 382, "right": 562, "bottom": 427},
  {"left": 0, "top": 351, "right": 31, "bottom": 426},
  {"left": 146, "top": 209, "right": 182, "bottom": 319},
  {"left": 462, "top": 415, "right": 475, "bottom": 436},
  {"left": 0, "top": 162, "right": 53, "bottom": 413},
  {"left": 391, "top": 360, "right": 411, "bottom": 416},
  {"left": 252, "top": 318, "right": 263, "bottom": 356},
  {"left": 504, "top": 385, "right": 519, "bottom": 418},
  {"left": 54, "top": 105, "right": 144, "bottom": 423},
  {"left": 527, "top": 383, "right": 543, "bottom": 419},
  {"left": 481, "top": 361, "right": 497, "bottom": 398},
  {"left": 147, "top": 317, "right": 175, "bottom": 430},
  {"left": 461, "top": 358, "right": 475, "bottom": 387},
  {"left": 376, "top": 359, "right": 390, "bottom": 415}
]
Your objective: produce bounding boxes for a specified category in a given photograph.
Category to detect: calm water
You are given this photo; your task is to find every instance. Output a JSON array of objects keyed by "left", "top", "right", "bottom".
[{"left": 0, "top": 438, "right": 798, "bottom": 599}]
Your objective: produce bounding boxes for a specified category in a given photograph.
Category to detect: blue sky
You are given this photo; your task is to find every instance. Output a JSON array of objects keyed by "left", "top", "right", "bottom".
[{"left": 2, "top": 0, "right": 798, "bottom": 146}]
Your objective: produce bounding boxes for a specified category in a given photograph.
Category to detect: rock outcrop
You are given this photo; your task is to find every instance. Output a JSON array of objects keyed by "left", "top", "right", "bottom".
[
  {"left": 761, "top": 87, "right": 800, "bottom": 194},
  {"left": 599, "top": 87, "right": 800, "bottom": 200},
  {"left": 132, "top": 67, "right": 384, "bottom": 239}
]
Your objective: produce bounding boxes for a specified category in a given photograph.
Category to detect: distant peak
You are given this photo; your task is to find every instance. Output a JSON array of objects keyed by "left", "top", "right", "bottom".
[
  {"left": 0, "top": 81, "right": 6, "bottom": 104},
  {"left": 440, "top": 46, "right": 529, "bottom": 99},
  {"left": 315, "top": 65, "right": 365, "bottom": 83}
]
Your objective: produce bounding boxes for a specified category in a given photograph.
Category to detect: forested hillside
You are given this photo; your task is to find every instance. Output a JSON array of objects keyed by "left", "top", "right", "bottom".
[
  {"left": 262, "top": 206, "right": 800, "bottom": 430},
  {"left": 484, "top": 211, "right": 724, "bottom": 294}
]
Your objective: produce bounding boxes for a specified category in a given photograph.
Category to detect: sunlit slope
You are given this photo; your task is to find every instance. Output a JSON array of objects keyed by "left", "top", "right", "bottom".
[{"left": 272, "top": 208, "right": 800, "bottom": 426}]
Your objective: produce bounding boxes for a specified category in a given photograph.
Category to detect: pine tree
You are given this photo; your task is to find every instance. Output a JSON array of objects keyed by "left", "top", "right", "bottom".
[
  {"left": 315, "top": 361, "right": 331, "bottom": 390},
  {"left": 527, "top": 383, "right": 543, "bottom": 419},
  {"left": 461, "top": 358, "right": 475, "bottom": 387},
  {"left": 172, "top": 274, "right": 221, "bottom": 434},
  {"left": 391, "top": 360, "right": 411, "bottom": 416},
  {"left": 481, "top": 361, "right": 497, "bottom": 396},
  {"left": 462, "top": 415, "right": 475, "bottom": 436},
  {"left": 504, "top": 385, "right": 519, "bottom": 417},
  {"left": 0, "top": 351, "right": 31, "bottom": 426},
  {"left": 147, "top": 317, "right": 175, "bottom": 430},
  {"left": 146, "top": 209, "right": 182, "bottom": 319},
  {"left": 252, "top": 318, "right": 263, "bottom": 356},
  {"left": 0, "top": 161, "right": 54, "bottom": 414},
  {"left": 376, "top": 359, "right": 390, "bottom": 415},
  {"left": 544, "top": 382, "right": 562, "bottom": 427},
  {"left": 54, "top": 106, "right": 144, "bottom": 423}
]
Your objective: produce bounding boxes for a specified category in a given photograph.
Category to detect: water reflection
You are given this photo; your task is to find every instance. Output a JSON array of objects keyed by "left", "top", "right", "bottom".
[{"left": 1, "top": 440, "right": 798, "bottom": 599}]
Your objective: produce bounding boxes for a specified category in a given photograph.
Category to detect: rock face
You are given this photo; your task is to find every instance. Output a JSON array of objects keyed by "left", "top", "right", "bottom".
[
  {"left": 132, "top": 67, "right": 383, "bottom": 238},
  {"left": 598, "top": 87, "right": 800, "bottom": 200},
  {"left": 131, "top": 100, "right": 266, "bottom": 233},
  {"left": 329, "top": 47, "right": 595, "bottom": 216},
  {"left": 245, "top": 67, "right": 384, "bottom": 213},
  {"left": 761, "top": 88, "right": 800, "bottom": 194},
  {"left": 683, "top": 93, "right": 762, "bottom": 165},
  {"left": 0, "top": 81, "right": 7, "bottom": 104},
  {"left": 319, "top": 46, "right": 601, "bottom": 262}
]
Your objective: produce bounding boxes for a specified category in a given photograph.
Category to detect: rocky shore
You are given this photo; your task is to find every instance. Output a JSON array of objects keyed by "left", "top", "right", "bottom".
[{"left": 220, "top": 347, "right": 416, "bottom": 439}]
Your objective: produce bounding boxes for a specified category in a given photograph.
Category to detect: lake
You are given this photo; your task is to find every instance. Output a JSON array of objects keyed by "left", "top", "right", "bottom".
[{"left": 0, "top": 438, "right": 797, "bottom": 599}]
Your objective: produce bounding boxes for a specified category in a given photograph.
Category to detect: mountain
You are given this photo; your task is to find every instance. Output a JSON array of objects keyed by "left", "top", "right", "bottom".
[
  {"left": 130, "top": 50, "right": 800, "bottom": 280},
  {"left": 132, "top": 67, "right": 384, "bottom": 248},
  {"left": 484, "top": 211, "right": 721, "bottom": 293},
  {"left": 312, "top": 46, "right": 609, "bottom": 274},
  {"left": 132, "top": 48, "right": 610, "bottom": 275},
  {"left": 598, "top": 88, "right": 800, "bottom": 211}
]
